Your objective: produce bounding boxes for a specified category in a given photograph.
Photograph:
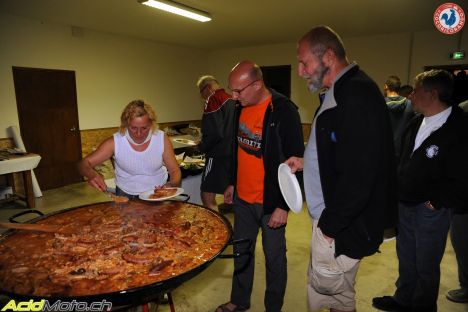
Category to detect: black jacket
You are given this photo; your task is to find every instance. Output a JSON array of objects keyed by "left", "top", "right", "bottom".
[
  {"left": 398, "top": 106, "right": 468, "bottom": 214},
  {"left": 198, "top": 90, "right": 236, "bottom": 158},
  {"left": 315, "top": 66, "right": 396, "bottom": 259},
  {"left": 230, "top": 89, "right": 304, "bottom": 214},
  {"left": 385, "top": 96, "right": 415, "bottom": 157}
]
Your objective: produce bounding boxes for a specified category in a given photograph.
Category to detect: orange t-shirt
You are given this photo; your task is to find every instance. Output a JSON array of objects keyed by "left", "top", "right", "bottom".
[{"left": 236, "top": 96, "right": 271, "bottom": 204}]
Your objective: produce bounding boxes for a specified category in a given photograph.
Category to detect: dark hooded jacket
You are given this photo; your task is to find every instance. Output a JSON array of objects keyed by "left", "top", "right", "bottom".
[{"left": 229, "top": 89, "right": 304, "bottom": 214}]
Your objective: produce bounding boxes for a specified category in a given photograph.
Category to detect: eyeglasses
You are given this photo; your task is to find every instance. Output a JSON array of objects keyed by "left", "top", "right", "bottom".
[{"left": 230, "top": 79, "right": 259, "bottom": 94}]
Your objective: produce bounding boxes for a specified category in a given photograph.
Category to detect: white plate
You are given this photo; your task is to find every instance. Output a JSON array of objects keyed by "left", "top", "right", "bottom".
[
  {"left": 183, "top": 155, "right": 205, "bottom": 164},
  {"left": 175, "top": 152, "right": 185, "bottom": 161},
  {"left": 278, "top": 163, "right": 303, "bottom": 213},
  {"left": 139, "top": 187, "right": 184, "bottom": 201},
  {"left": 173, "top": 138, "right": 197, "bottom": 146}
]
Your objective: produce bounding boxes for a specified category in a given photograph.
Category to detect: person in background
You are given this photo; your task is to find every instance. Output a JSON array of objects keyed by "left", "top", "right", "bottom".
[
  {"left": 446, "top": 99, "right": 468, "bottom": 304},
  {"left": 196, "top": 75, "right": 236, "bottom": 211},
  {"left": 78, "top": 99, "right": 181, "bottom": 199},
  {"left": 398, "top": 84, "right": 414, "bottom": 98},
  {"left": 384, "top": 75, "right": 415, "bottom": 158},
  {"left": 286, "top": 25, "right": 395, "bottom": 312},
  {"left": 373, "top": 70, "right": 468, "bottom": 312},
  {"left": 215, "top": 61, "right": 304, "bottom": 312},
  {"left": 453, "top": 70, "right": 468, "bottom": 104},
  {"left": 383, "top": 75, "right": 402, "bottom": 100}
]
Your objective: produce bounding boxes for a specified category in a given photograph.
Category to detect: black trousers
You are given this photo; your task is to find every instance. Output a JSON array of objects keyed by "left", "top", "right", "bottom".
[
  {"left": 451, "top": 212, "right": 468, "bottom": 289},
  {"left": 230, "top": 195, "right": 287, "bottom": 312}
]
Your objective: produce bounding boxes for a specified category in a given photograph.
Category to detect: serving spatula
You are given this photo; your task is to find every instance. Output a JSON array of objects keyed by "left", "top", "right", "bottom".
[{"left": 0, "top": 221, "right": 73, "bottom": 235}]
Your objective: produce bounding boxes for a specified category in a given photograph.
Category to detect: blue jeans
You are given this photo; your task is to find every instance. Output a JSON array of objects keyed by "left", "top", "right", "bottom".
[
  {"left": 115, "top": 186, "right": 140, "bottom": 200},
  {"left": 230, "top": 195, "right": 287, "bottom": 312},
  {"left": 394, "top": 201, "right": 452, "bottom": 311}
]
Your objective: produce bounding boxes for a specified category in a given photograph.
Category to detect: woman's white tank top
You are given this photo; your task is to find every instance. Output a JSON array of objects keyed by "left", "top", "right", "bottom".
[{"left": 114, "top": 130, "right": 168, "bottom": 195}]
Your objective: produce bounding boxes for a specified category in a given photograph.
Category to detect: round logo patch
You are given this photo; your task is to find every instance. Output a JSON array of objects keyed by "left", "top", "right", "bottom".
[
  {"left": 426, "top": 145, "right": 439, "bottom": 158},
  {"left": 434, "top": 3, "right": 465, "bottom": 34}
]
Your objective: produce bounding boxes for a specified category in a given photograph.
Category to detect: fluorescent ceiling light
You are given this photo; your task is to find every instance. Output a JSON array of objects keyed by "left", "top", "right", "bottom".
[{"left": 139, "top": 0, "right": 212, "bottom": 22}]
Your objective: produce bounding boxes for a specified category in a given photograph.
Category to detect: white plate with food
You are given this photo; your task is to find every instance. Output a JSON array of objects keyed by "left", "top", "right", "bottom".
[
  {"left": 181, "top": 163, "right": 205, "bottom": 170},
  {"left": 278, "top": 163, "right": 303, "bottom": 213},
  {"left": 139, "top": 187, "right": 185, "bottom": 201}
]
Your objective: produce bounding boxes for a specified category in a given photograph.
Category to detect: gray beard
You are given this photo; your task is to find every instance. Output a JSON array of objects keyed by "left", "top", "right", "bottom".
[
  {"left": 306, "top": 63, "right": 328, "bottom": 93},
  {"left": 308, "top": 81, "right": 321, "bottom": 93}
]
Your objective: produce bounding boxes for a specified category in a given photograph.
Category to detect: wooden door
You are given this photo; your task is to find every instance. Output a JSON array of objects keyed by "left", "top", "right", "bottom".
[{"left": 13, "top": 67, "right": 83, "bottom": 190}]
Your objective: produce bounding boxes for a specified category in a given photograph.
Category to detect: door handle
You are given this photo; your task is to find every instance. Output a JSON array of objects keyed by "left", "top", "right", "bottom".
[{"left": 70, "top": 126, "right": 76, "bottom": 132}]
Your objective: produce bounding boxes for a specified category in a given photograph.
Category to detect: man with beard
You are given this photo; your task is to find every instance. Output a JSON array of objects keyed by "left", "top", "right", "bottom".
[{"left": 285, "top": 26, "right": 395, "bottom": 312}]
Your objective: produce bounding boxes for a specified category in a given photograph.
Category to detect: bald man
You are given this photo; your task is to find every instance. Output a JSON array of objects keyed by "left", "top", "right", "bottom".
[{"left": 216, "top": 61, "right": 304, "bottom": 312}]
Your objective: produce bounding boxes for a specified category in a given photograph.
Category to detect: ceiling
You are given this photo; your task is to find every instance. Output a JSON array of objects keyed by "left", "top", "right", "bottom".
[{"left": 1, "top": 0, "right": 464, "bottom": 49}]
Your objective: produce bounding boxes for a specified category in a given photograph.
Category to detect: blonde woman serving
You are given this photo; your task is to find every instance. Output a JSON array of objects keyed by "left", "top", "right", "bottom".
[{"left": 79, "top": 100, "right": 181, "bottom": 199}]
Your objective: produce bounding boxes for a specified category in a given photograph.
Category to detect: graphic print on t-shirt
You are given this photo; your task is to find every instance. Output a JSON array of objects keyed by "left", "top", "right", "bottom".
[
  {"left": 236, "top": 97, "right": 270, "bottom": 204},
  {"left": 238, "top": 122, "right": 262, "bottom": 158}
]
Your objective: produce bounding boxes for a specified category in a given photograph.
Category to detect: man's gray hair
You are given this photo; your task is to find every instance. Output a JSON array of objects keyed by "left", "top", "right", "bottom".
[
  {"left": 301, "top": 25, "right": 346, "bottom": 59},
  {"left": 197, "top": 75, "right": 219, "bottom": 91},
  {"left": 414, "top": 69, "right": 454, "bottom": 104}
]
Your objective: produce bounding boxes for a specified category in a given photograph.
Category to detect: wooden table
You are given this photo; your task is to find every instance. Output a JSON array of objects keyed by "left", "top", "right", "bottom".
[{"left": 0, "top": 153, "right": 41, "bottom": 208}]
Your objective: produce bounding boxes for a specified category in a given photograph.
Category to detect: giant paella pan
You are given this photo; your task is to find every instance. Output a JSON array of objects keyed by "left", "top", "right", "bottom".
[{"left": 0, "top": 200, "right": 241, "bottom": 306}]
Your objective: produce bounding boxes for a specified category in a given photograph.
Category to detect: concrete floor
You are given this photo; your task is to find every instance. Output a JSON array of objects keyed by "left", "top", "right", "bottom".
[{"left": 0, "top": 182, "right": 466, "bottom": 312}]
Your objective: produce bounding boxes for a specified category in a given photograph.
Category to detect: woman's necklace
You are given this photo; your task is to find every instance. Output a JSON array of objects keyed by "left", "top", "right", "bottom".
[{"left": 125, "top": 128, "right": 152, "bottom": 146}]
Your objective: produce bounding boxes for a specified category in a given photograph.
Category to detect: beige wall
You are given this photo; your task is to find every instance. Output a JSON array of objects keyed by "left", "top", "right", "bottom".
[
  {"left": 345, "top": 33, "right": 412, "bottom": 85},
  {"left": 207, "top": 30, "right": 467, "bottom": 124},
  {"left": 206, "top": 42, "right": 319, "bottom": 122},
  {"left": 0, "top": 13, "right": 207, "bottom": 138},
  {"left": 411, "top": 29, "right": 468, "bottom": 76},
  {"left": 1, "top": 12, "right": 467, "bottom": 138}
]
